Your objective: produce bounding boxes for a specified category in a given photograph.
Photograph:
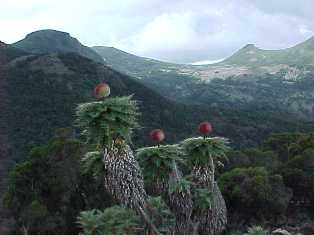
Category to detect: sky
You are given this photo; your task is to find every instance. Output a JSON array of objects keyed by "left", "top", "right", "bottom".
[{"left": 0, "top": 0, "right": 314, "bottom": 63}]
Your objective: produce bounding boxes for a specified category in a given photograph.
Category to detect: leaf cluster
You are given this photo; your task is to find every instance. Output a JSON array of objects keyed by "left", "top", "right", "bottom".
[
  {"left": 146, "top": 196, "right": 175, "bottom": 234},
  {"left": 136, "top": 145, "right": 184, "bottom": 182},
  {"left": 181, "top": 137, "right": 229, "bottom": 167},
  {"left": 77, "top": 206, "right": 141, "bottom": 235},
  {"left": 76, "top": 96, "right": 139, "bottom": 148},
  {"left": 81, "top": 151, "right": 104, "bottom": 179}
]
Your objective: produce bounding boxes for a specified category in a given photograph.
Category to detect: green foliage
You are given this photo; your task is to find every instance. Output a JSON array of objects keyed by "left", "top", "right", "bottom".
[
  {"left": 219, "top": 167, "right": 292, "bottom": 218},
  {"left": 181, "top": 137, "right": 229, "bottom": 167},
  {"left": 4, "top": 136, "right": 114, "bottom": 235},
  {"left": 168, "top": 177, "right": 192, "bottom": 194},
  {"left": 192, "top": 188, "right": 213, "bottom": 211},
  {"left": 243, "top": 225, "right": 268, "bottom": 235},
  {"left": 136, "top": 145, "right": 184, "bottom": 182},
  {"left": 81, "top": 151, "right": 104, "bottom": 179},
  {"left": 76, "top": 96, "right": 139, "bottom": 148},
  {"left": 77, "top": 206, "right": 141, "bottom": 235},
  {"left": 225, "top": 149, "right": 280, "bottom": 173},
  {"left": 146, "top": 196, "right": 175, "bottom": 234},
  {"left": 280, "top": 148, "right": 314, "bottom": 206},
  {"left": 264, "top": 133, "right": 304, "bottom": 161},
  {"left": 263, "top": 133, "right": 314, "bottom": 207}
]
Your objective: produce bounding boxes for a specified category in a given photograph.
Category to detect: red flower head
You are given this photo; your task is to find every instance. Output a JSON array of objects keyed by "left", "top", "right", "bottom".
[
  {"left": 150, "top": 129, "right": 165, "bottom": 144},
  {"left": 198, "top": 122, "right": 212, "bottom": 136},
  {"left": 94, "top": 83, "right": 110, "bottom": 99}
]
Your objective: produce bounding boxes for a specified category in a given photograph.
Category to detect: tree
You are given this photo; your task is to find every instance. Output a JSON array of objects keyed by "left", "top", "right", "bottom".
[
  {"left": 76, "top": 95, "right": 147, "bottom": 211},
  {"left": 181, "top": 137, "right": 229, "bottom": 235},
  {"left": 281, "top": 148, "right": 314, "bottom": 207}
]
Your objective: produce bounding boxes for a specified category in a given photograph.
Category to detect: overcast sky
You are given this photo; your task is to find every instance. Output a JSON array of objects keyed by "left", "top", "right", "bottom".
[{"left": 1, "top": 0, "right": 314, "bottom": 63}]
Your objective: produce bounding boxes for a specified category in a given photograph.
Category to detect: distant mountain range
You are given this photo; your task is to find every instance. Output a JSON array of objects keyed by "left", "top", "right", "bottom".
[
  {"left": 12, "top": 30, "right": 314, "bottom": 81},
  {"left": 90, "top": 37, "right": 314, "bottom": 120},
  {"left": 8, "top": 29, "right": 314, "bottom": 120},
  {"left": 93, "top": 36, "right": 314, "bottom": 81}
]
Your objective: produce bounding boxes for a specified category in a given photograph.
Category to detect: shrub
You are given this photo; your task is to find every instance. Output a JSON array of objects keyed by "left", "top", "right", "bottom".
[
  {"left": 219, "top": 167, "right": 291, "bottom": 218},
  {"left": 244, "top": 225, "right": 268, "bottom": 235},
  {"left": 77, "top": 206, "right": 141, "bottom": 235}
]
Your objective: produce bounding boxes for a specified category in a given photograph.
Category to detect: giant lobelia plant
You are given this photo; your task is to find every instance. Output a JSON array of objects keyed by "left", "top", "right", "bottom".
[
  {"left": 137, "top": 124, "right": 230, "bottom": 235},
  {"left": 180, "top": 122, "right": 229, "bottom": 235},
  {"left": 76, "top": 83, "right": 148, "bottom": 218},
  {"left": 136, "top": 131, "right": 194, "bottom": 235}
]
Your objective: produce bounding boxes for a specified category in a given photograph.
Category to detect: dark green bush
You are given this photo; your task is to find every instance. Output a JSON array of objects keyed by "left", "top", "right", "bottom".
[{"left": 219, "top": 167, "right": 292, "bottom": 218}]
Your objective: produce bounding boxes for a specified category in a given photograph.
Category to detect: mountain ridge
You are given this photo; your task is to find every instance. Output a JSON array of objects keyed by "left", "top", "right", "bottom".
[
  {"left": 222, "top": 36, "right": 314, "bottom": 67},
  {"left": 12, "top": 29, "right": 104, "bottom": 64}
]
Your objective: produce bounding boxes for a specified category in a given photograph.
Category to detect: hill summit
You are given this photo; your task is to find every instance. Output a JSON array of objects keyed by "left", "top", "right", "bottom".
[{"left": 12, "top": 29, "right": 104, "bottom": 64}]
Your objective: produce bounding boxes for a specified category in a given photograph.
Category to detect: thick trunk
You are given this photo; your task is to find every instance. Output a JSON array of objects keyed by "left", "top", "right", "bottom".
[
  {"left": 198, "top": 182, "right": 227, "bottom": 235},
  {"left": 191, "top": 165, "right": 227, "bottom": 235},
  {"left": 167, "top": 161, "right": 194, "bottom": 235},
  {"left": 103, "top": 145, "right": 146, "bottom": 210},
  {"left": 103, "top": 145, "right": 163, "bottom": 235}
]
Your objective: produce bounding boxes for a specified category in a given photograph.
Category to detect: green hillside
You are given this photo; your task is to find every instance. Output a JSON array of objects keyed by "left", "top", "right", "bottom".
[
  {"left": 92, "top": 46, "right": 179, "bottom": 77},
  {"left": 223, "top": 36, "right": 314, "bottom": 67},
  {"left": 13, "top": 30, "right": 104, "bottom": 64}
]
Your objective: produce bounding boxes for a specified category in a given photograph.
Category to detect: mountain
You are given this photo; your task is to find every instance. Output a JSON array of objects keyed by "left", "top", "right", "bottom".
[
  {"left": 0, "top": 41, "right": 26, "bottom": 62},
  {"left": 12, "top": 30, "right": 104, "bottom": 64},
  {"left": 92, "top": 46, "right": 183, "bottom": 78},
  {"left": 93, "top": 36, "right": 314, "bottom": 82},
  {"left": 223, "top": 36, "right": 314, "bottom": 67}
]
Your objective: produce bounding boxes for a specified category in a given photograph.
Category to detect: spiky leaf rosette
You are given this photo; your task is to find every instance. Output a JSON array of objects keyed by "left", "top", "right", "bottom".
[
  {"left": 77, "top": 206, "right": 141, "bottom": 235},
  {"left": 181, "top": 137, "right": 229, "bottom": 235},
  {"left": 145, "top": 196, "right": 175, "bottom": 234},
  {"left": 137, "top": 145, "right": 194, "bottom": 234},
  {"left": 136, "top": 145, "right": 185, "bottom": 185},
  {"left": 75, "top": 96, "right": 139, "bottom": 148},
  {"left": 81, "top": 151, "right": 103, "bottom": 179},
  {"left": 181, "top": 137, "right": 229, "bottom": 168}
]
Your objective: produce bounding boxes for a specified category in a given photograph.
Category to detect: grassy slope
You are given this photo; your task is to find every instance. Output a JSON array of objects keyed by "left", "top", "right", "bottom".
[{"left": 92, "top": 46, "right": 182, "bottom": 78}]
